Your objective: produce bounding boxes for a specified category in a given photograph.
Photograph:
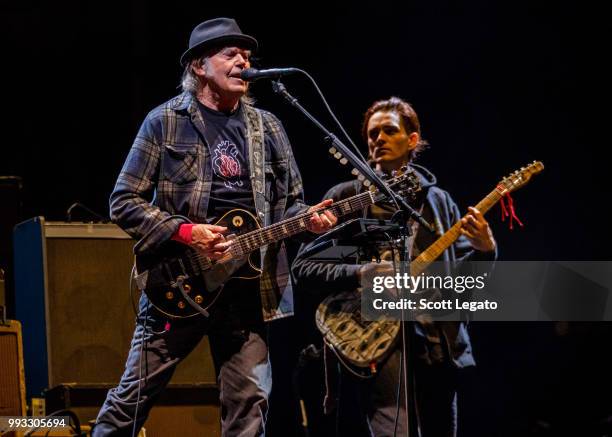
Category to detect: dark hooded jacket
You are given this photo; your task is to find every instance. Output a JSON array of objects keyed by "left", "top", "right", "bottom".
[{"left": 291, "top": 164, "right": 497, "bottom": 368}]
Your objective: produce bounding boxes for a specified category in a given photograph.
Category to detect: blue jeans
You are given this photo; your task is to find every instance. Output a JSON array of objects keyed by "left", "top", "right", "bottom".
[{"left": 93, "top": 287, "right": 271, "bottom": 437}]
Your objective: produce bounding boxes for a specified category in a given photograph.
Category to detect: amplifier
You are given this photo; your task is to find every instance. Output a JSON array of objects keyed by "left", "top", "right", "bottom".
[
  {"left": 13, "top": 218, "right": 217, "bottom": 400},
  {"left": 1, "top": 268, "right": 5, "bottom": 314},
  {"left": 0, "top": 320, "right": 27, "bottom": 437}
]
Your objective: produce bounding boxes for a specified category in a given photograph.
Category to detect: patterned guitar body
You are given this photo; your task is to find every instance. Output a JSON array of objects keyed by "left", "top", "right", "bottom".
[{"left": 317, "top": 291, "right": 401, "bottom": 369}]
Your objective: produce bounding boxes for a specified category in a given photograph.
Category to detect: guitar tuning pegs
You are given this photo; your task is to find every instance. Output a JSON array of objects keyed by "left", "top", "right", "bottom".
[
  {"left": 329, "top": 147, "right": 337, "bottom": 155},
  {"left": 334, "top": 152, "right": 342, "bottom": 160},
  {"left": 363, "top": 180, "right": 372, "bottom": 187},
  {"left": 351, "top": 168, "right": 360, "bottom": 176},
  {"left": 339, "top": 157, "right": 348, "bottom": 165},
  {"left": 357, "top": 174, "right": 366, "bottom": 182}
]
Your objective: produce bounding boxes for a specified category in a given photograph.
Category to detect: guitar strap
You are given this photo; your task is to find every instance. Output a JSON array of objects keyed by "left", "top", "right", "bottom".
[
  {"left": 243, "top": 104, "right": 265, "bottom": 222},
  {"left": 242, "top": 104, "right": 284, "bottom": 319}
]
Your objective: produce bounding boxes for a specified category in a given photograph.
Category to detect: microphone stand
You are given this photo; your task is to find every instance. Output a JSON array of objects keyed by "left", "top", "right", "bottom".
[
  {"left": 271, "top": 78, "right": 424, "bottom": 436},
  {"left": 393, "top": 209, "right": 421, "bottom": 437}
]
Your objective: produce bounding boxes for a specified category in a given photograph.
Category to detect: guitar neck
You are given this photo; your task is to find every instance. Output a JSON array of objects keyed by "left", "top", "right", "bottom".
[
  {"left": 410, "top": 186, "right": 502, "bottom": 275},
  {"left": 231, "top": 190, "right": 375, "bottom": 257}
]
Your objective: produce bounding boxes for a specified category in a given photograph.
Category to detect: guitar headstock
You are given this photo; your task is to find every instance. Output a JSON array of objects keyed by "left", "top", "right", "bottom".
[
  {"left": 373, "top": 166, "right": 421, "bottom": 203},
  {"left": 497, "top": 161, "right": 544, "bottom": 194},
  {"left": 387, "top": 166, "right": 421, "bottom": 199}
]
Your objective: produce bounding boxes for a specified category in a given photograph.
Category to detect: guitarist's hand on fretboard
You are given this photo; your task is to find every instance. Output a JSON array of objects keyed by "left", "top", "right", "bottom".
[{"left": 306, "top": 199, "right": 339, "bottom": 234}]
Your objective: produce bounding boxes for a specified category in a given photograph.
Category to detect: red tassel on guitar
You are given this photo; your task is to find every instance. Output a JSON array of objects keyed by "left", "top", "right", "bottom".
[{"left": 500, "top": 192, "right": 523, "bottom": 230}]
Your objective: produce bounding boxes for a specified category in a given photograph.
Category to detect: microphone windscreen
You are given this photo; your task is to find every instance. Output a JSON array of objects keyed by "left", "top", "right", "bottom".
[{"left": 240, "top": 68, "right": 259, "bottom": 81}]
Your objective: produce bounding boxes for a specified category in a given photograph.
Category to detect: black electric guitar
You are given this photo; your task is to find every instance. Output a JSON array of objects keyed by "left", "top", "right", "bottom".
[
  {"left": 135, "top": 169, "right": 420, "bottom": 318},
  {"left": 316, "top": 161, "right": 544, "bottom": 370}
]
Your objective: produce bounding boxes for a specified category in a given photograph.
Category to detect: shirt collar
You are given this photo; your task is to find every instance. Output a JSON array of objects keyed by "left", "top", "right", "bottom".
[{"left": 171, "top": 92, "right": 198, "bottom": 113}]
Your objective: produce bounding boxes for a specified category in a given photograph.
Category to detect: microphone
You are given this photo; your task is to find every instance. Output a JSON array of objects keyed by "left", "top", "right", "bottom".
[{"left": 240, "top": 67, "right": 300, "bottom": 82}]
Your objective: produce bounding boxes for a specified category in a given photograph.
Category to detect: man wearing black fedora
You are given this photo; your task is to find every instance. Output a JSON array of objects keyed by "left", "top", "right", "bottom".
[{"left": 93, "top": 17, "right": 336, "bottom": 436}]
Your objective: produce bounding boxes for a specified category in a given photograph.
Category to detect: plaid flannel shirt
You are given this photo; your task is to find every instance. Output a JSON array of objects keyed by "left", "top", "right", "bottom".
[{"left": 110, "top": 92, "right": 309, "bottom": 321}]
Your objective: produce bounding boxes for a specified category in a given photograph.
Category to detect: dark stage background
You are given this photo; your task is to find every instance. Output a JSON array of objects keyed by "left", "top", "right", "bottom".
[{"left": 2, "top": 1, "right": 610, "bottom": 436}]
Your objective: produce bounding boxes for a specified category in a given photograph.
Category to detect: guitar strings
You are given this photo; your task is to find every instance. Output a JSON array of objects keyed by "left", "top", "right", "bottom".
[{"left": 232, "top": 191, "right": 374, "bottom": 256}]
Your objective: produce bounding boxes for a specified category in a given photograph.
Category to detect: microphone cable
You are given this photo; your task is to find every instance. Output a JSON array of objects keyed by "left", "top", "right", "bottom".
[{"left": 131, "top": 304, "right": 149, "bottom": 437}]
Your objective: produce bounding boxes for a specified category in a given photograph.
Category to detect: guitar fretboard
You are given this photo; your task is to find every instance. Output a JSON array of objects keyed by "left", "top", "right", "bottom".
[
  {"left": 230, "top": 190, "right": 375, "bottom": 257},
  {"left": 410, "top": 186, "right": 504, "bottom": 275}
]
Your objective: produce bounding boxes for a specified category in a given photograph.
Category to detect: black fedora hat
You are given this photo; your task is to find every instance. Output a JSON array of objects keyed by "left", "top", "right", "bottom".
[{"left": 180, "top": 18, "right": 258, "bottom": 66}]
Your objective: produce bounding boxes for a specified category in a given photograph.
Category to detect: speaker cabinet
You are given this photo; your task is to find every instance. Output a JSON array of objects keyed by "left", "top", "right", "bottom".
[
  {"left": 0, "top": 320, "right": 26, "bottom": 414},
  {"left": 13, "top": 218, "right": 217, "bottom": 400},
  {"left": 0, "top": 320, "right": 26, "bottom": 437},
  {"left": 1, "top": 268, "right": 6, "bottom": 312}
]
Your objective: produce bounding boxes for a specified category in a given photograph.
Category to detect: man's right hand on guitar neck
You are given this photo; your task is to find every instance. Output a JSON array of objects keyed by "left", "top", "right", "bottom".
[{"left": 175, "top": 223, "right": 232, "bottom": 260}]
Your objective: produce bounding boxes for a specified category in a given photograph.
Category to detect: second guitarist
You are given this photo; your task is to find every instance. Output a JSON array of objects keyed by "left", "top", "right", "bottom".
[{"left": 292, "top": 97, "right": 497, "bottom": 437}]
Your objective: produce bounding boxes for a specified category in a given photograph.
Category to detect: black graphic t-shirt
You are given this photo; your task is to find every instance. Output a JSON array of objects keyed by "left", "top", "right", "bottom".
[{"left": 198, "top": 101, "right": 256, "bottom": 222}]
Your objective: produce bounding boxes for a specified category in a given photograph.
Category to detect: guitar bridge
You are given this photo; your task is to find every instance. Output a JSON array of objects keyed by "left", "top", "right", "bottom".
[{"left": 164, "top": 258, "right": 190, "bottom": 286}]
